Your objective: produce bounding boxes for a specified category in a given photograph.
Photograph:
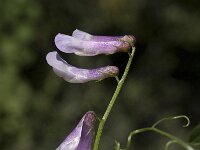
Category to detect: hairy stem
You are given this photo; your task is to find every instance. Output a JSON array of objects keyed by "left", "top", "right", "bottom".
[{"left": 93, "top": 47, "right": 136, "bottom": 150}]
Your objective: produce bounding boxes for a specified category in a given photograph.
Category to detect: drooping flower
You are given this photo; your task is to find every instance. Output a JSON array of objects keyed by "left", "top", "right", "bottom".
[
  {"left": 46, "top": 51, "right": 119, "bottom": 83},
  {"left": 56, "top": 111, "right": 96, "bottom": 150},
  {"left": 55, "top": 29, "right": 134, "bottom": 56}
]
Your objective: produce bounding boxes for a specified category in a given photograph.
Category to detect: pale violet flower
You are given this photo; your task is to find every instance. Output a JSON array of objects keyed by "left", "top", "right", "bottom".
[
  {"left": 55, "top": 29, "right": 134, "bottom": 56},
  {"left": 46, "top": 51, "right": 119, "bottom": 83},
  {"left": 56, "top": 111, "right": 96, "bottom": 150}
]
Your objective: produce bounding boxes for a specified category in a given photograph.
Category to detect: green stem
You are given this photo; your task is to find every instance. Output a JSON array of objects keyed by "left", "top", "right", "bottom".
[
  {"left": 93, "top": 47, "right": 136, "bottom": 150},
  {"left": 126, "top": 127, "right": 194, "bottom": 150}
]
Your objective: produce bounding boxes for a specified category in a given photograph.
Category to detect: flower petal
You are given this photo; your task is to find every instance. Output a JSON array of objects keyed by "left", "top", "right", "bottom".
[
  {"left": 56, "top": 111, "right": 96, "bottom": 150},
  {"left": 72, "top": 29, "right": 123, "bottom": 42},
  {"left": 46, "top": 51, "right": 119, "bottom": 83},
  {"left": 72, "top": 29, "right": 93, "bottom": 41},
  {"left": 55, "top": 30, "right": 134, "bottom": 56}
]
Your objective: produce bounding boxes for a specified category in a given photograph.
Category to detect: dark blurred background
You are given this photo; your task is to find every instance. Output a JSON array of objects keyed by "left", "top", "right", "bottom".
[{"left": 0, "top": 0, "right": 200, "bottom": 149}]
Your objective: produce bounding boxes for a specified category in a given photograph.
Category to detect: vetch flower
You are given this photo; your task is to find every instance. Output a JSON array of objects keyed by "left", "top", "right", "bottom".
[
  {"left": 55, "top": 29, "right": 134, "bottom": 56},
  {"left": 46, "top": 51, "right": 119, "bottom": 83},
  {"left": 56, "top": 111, "right": 96, "bottom": 150}
]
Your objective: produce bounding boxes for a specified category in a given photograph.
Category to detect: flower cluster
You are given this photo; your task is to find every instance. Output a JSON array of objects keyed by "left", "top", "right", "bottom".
[
  {"left": 46, "top": 29, "right": 134, "bottom": 150},
  {"left": 46, "top": 29, "right": 134, "bottom": 83}
]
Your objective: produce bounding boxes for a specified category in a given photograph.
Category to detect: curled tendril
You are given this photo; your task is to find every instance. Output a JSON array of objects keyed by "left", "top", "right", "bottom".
[
  {"left": 173, "top": 116, "right": 190, "bottom": 127},
  {"left": 125, "top": 128, "right": 152, "bottom": 150},
  {"left": 152, "top": 115, "right": 190, "bottom": 128},
  {"left": 165, "top": 140, "right": 178, "bottom": 150},
  {"left": 117, "top": 115, "right": 193, "bottom": 150}
]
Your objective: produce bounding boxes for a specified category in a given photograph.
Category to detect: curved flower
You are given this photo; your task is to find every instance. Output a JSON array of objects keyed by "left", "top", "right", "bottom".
[
  {"left": 55, "top": 29, "right": 134, "bottom": 56},
  {"left": 46, "top": 51, "right": 119, "bottom": 83},
  {"left": 72, "top": 29, "right": 123, "bottom": 42},
  {"left": 56, "top": 111, "right": 96, "bottom": 150}
]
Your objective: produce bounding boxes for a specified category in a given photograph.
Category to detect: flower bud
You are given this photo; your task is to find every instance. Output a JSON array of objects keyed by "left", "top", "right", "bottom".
[{"left": 56, "top": 111, "right": 96, "bottom": 150}]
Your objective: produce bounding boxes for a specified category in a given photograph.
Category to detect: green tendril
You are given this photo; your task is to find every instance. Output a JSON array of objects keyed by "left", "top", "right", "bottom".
[
  {"left": 152, "top": 115, "right": 190, "bottom": 128},
  {"left": 165, "top": 140, "right": 177, "bottom": 150},
  {"left": 125, "top": 127, "right": 193, "bottom": 150},
  {"left": 119, "top": 116, "right": 194, "bottom": 150},
  {"left": 173, "top": 115, "right": 190, "bottom": 127}
]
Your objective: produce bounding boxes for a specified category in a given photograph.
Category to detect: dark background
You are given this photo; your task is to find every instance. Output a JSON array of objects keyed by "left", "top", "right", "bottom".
[{"left": 0, "top": 0, "right": 200, "bottom": 149}]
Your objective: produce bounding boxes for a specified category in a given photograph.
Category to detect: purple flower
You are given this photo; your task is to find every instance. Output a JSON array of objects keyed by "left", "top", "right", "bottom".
[
  {"left": 46, "top": 51, "right": 119, "bottom": 83},
  {"left": 56, "top": 111, "right": 96, "bottom": 150},
  {"left": 55, "top": 29, "right": 134, "bottom": 56}
]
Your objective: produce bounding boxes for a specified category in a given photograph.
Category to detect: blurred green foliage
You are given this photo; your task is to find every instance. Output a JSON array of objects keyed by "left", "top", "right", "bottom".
[{"left": 0, "top": 0, "right": 200, "bottom": 149}]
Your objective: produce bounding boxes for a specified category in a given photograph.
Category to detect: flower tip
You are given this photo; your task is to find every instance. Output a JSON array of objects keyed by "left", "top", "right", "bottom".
[
  {"left": 54, "top": 33, "right": 63, "bottom": 41},
  {"left": 54, "top": 33, "right": 65, "bottom": 42},
  {"left": 84, "top": 111, "right": 96, "bottom": 127},
  {"left": 54, "top": 33, "right": 77, "bottom": 54},
  {"left": 46, "top": 51, "right": 57, "bottom": 67},
  {"left": 54, "top": 33, "right": 63, "bottom": 45}
]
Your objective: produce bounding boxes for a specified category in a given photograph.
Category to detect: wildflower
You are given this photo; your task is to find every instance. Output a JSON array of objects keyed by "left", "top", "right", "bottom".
[
  {"left": 56, "top": 111, "right": 96, "bottom": 150},
  {"left": 55, "top": 29, "right": 134, "bottom": 56},
  {"left": 46, "top": 51, "right": 119, "bottom": 83}
]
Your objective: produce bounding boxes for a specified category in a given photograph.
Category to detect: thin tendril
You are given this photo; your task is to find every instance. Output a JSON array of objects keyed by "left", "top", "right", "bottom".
[
  {"left": 173, "top": 115, "right": 190, "bottom": 127},
  {"left": 152, "top": 115, "right": 190, "bottom": 128},
  {"left": 123, "top": 127, "right": 194, "bottom": 150},
  {"left": 165, "top": 140, "right": 177, "bottom": 150},
  {"left": 125, "top": 128, "right": 152, "bottom": 150},
  {"left": 120, "top": 116, "right": 192, "bottom": 150}
]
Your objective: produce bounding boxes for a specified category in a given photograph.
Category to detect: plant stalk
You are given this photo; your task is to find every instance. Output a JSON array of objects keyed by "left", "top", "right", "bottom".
[{"left": 93, "top": 47, "right": 136, "bottom": 150}]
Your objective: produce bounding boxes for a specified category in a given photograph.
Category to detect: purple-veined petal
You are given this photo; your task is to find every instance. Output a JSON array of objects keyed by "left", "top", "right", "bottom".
[
  {"left": 46, "top": 51, "right": 119, "bottom": 83},
  {"left": 56, "top": 111, "right": 96, "bottom": 150},
  {"left": 55, "top": 29, "right": 134, "bottom": 56}
]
